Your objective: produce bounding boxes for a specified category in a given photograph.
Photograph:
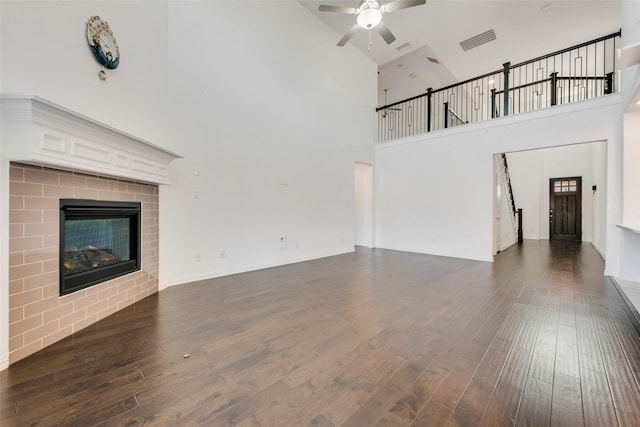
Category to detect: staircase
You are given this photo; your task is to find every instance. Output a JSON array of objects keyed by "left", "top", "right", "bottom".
[{"left": 498, "top": 153, "right": 523, "bottom": 243}]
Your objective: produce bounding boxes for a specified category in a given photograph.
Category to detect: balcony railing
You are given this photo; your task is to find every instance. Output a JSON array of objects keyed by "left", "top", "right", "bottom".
[{"left": 377, "top": 31, "right": 621, "bottom": 143}]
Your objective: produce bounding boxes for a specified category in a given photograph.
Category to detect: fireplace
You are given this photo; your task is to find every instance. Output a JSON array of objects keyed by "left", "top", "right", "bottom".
[{"left": 60, "top": 199, "right": 141, "bottom": 295}]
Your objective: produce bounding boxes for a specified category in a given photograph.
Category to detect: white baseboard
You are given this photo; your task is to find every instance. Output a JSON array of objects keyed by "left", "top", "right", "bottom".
[{"left": 159, "top": 248, "right": 355, "bottom": 290}]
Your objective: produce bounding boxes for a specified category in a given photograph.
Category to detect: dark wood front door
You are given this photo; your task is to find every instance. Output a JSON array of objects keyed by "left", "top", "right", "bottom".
[{"left": 549, "top": 177, "right": 582, "bottom": 241}]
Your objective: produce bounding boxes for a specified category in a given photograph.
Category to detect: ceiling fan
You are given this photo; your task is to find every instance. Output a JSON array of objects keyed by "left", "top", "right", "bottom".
[{"left": 318, "top": 0, "right": 426, "bottom": 47}]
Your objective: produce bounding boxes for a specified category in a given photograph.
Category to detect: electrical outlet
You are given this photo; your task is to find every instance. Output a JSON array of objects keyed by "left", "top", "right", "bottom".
[
  {"left": 194, "top": 191, "right": 200, "bottom": 199},
  {"left": 194, "top": 253, "right": 201, "bottom": 262},
  {"left": 220, "top": 250, "right": 226, "bottom": 259}
]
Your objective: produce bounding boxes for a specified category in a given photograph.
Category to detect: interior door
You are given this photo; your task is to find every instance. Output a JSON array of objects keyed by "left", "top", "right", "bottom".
[{"left": 549, "top": 177, "right": 582, "bottom": 241}]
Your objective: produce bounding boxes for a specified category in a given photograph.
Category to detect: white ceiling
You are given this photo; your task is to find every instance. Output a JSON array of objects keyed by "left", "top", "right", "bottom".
[{"left": 298, "top": 0, "right": 622, "bottom": 106}]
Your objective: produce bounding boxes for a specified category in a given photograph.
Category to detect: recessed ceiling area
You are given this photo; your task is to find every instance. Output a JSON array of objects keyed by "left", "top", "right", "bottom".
[{"left": 298, "top": 1, "right": 621, "bottom": 105}]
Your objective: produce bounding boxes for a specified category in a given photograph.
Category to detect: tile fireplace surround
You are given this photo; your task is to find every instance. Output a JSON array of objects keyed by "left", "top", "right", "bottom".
[
  {"left": 8, "top": 164, "right": 159, "bottom": 363},
  {"left": 1, "top": 96, "right": 180, "bottom": 366}
]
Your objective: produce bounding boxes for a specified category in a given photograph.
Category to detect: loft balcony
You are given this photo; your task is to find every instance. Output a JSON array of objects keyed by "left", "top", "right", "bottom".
[{"left": 376, "top": 31, "right": 621, "bottom": 143}]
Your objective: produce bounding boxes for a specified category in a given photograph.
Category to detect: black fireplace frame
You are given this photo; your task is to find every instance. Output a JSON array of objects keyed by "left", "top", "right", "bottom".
[{"left": 59, "top": 199, "right": 141, "bottom": 296}]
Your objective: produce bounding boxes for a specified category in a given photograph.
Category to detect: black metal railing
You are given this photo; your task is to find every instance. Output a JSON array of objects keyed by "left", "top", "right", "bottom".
[{"left": 377, "top": 31, "right": 620, "bottom": 143}]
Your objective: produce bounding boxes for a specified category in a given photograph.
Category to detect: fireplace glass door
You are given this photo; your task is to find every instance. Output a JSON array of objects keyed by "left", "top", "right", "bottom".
[{"left": 60, "top": 199, "right": 141, "bottom": 295}]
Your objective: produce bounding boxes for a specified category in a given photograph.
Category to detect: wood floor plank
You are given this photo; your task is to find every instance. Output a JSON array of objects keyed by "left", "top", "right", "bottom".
[{"left": 2, "top": 241, "right": 640, "bottom": 426}]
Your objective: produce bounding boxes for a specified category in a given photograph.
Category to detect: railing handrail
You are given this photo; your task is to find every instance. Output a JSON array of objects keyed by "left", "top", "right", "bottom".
[
  {"left": 510, "top": 29, "right": 621, "bottom": 69},
  {"left": 376, "top": 30, "right": 621, "bottom": 112}
]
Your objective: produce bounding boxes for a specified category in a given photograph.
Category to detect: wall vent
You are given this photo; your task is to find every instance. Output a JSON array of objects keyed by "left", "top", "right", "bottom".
[
  {"left": 427, "top": 56, "right": 440, "bottom": 64},
  {"left": 460, "top": 29, "right": 497, "bottom": 51},
  {"left": 396, "top": 42, "right": 412, "bottom": 52}
]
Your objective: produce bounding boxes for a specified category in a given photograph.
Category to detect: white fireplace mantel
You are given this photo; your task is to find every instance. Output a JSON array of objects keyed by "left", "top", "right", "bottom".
[{"left": 1, "top": 95, "right": 181, "bottom": 185}]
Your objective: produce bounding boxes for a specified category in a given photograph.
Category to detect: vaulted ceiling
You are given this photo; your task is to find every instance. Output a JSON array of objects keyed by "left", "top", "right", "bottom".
[{"left": 299, "top": 0, "right": 622, "bottom": 105}]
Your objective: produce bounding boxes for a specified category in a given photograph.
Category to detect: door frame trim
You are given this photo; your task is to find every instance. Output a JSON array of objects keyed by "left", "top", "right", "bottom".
[{"left": 549, "top": 176, "right": 582, "bottom": 241}]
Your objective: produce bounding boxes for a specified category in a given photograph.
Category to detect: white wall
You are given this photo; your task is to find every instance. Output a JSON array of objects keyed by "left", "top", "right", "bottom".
[
  {"left": 160, "top": 1, "right": 376, "bottom": 287},
  {"left": 506, "top": 142, "right": 606, "bottom": 251},
  {"left": 0, "top": 0, "right": 170, "bottom": 146},
  {"left": 375, "top": 95, "right": 621, "bottom": 265}
]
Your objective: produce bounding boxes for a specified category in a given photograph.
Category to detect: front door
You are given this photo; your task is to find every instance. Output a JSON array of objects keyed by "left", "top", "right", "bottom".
[{"left": 549, "top": 177, "right": 582, "bottom": 241}]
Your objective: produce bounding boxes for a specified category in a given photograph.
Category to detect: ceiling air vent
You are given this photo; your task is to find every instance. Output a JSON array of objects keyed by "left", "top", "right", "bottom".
[
  {"left": 427, "top": 56, "right": 440, "bottom": 64},
  {"left": 396, "top": 42, "right": 412, "bottom": 52},
  {"left": 460, "top": 29, "right": 497, "bottom": 52}
]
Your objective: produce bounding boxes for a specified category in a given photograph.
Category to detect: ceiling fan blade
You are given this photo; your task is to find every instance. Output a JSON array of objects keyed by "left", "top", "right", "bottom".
[
  {"left": 318, "top": 5, "right": 358, "bottom": 14},
  {"left": 381, "top": 0, "right": 426, "bottom": 13},
  {"left": 375, "top": 21, "right": 396, "bottom": 44},
  {"left": 337, "top": 24, "right": 360, "bottom": 46}
]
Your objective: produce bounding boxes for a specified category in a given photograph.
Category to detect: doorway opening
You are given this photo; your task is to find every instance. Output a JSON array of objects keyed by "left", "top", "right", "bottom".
[{"left": 354, "top": 162, "right": 373, "bottom": 248}]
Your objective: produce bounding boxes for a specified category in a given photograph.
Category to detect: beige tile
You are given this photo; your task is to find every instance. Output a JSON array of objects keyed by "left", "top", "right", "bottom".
[
  {"left": 42, "top": 326, "right": 73, "bottom": 349},
  {"left": 10, "top": 181, "right": 42, "bottom": 197},
  {"left": 117, "top": 278, "right": 136, "bottom": 293},
  {"left": 42, "top": 259, "right": 58, "bottom": 274},
  {"left": 9, "top": 287, "right": 43, "bottom": 309},
  {"left": 59, "top": 174, "right": 87, "bottom": 188},
  {"left": 43, "top": 302, "right": 74, "bottom": 324},
  {"left": 109, "top": 181, "right": 128, "bottom": 192},
  {"left": 97, "top": 285, "right": 118, "bottom": 300},
  {"left": 134, "top": 194, "right": 150, "bottom": 203},
  {"left": 24, "top": 169, "right": 60, "bottom": 185},
  {"left": 24, "top": 248, "right": 57, "bottom": 264},
  {"left": 86, "top": 178, "right": 110, "bottom": 190},
  {"left": 9, "top": 307, "right": 23, "bottom": 324},
  {"left": 24, "top": 196, "right": 58, "bottom": 210},
  {"left": 108, "top": 292, "right": 127, "bottom": 306},
  {"left": 9, "top": 195, "right": 24, "bottom": 210},
  {"left": 118, "top": 193, "right": 136, "bottom": 202},
  {"left": 73, "top": 314, "right": 97, "bottom": 333},
  {"left": 9, "top": 166, "right": 25, "bottom": 182},
  {"left": 9, "top": 236, "right": 42, "bottom": 252},
  {"left": 43, "top": 185, "right": 74, "bottom": 198},
  {"left": 9, "top": 253, "right": 24, "bottom": 267},
  {"left": 59, "top": 288, "right": 87, "bottom": 303},
  {"left": 9, "top": 279, "right": 24, "bottom": 295},
  {"left": 10, "top": 313, "right": 43, "bottom": 336},
  {"left": 117, "top": 295, "right": 136, "bottom": 311},
  {"left": 98, "top": 190, "right": 118, "bottom": 200},
  {"left": 43, "top": 209, "right": 58, "bottom": 222},
  {"left": 24, "top": 320, "right": 59, "bottom": 345},
  {"left": 9, "top": 223, "right": 24, "bottom": 238},
  {"left": 9, "top": 262, "right": 43, "bottom": 281},
  {"left": 8, "top": 335, "right": 24, "bottom": 354},
  {"left": 9, "top": 209, "right": 43, "bottom": 224},
  {"left": 42, "top": 234, "right": 58, "bottom": 249},
  {"left": 42, "top": 284, "right": 59, "bottom": 298},
  {"left": 97, "top": 304, "right": 119, "bottom": 320},
  {"left": 59, "top": 309, "right": 86, "bottom": 330},
  {"left": 25, "top": 222, "right": 58, "bottom": 237},
  {"left": 24, "top": 271, "right": 58, "bottom": 291},
  {"left": 74, "top": 293, "right": 98, "bottom": 311},
  {"left": 126, "top": 284, "right": 142, "bottom": 299},
  {"left": 24, "top": 296, "right": 59, "bottom": 318},
  {"left": 10, "top": 340, "right": 43, "bottom": 364},
  {"left": 86, "top": 299, "right": 109, "bottom": 318},
  {"left": 126, "top": 183, "right": 143, "bottom": 194},
  {"left": 73, "top": 188, "right": 99, "bottom": 199}
]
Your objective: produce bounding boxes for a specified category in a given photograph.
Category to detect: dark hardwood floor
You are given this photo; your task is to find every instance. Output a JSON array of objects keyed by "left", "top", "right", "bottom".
[{"left": 2, "top": 241, "right": 640, "bottom": 426}]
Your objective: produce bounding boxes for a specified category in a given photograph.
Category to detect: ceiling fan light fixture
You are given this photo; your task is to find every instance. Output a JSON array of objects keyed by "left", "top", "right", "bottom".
[{"left": 357, "top": 7, "right": 382, "bottom": 29}]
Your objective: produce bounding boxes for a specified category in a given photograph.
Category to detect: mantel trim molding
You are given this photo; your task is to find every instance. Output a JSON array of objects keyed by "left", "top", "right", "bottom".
[{"left": 1, "top": 95, "right": 181, "bottom": 185}]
